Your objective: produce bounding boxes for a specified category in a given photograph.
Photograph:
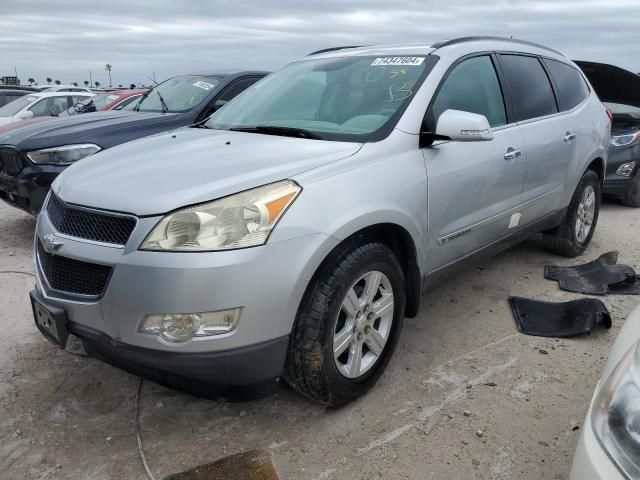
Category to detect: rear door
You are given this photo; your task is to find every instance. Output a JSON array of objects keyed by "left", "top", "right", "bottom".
[
  {"left": 497, "top": 54, "right": 572, "bottom": 219},
  {"left": 422, "top": 54, "right": 527, "bottom": 271}
]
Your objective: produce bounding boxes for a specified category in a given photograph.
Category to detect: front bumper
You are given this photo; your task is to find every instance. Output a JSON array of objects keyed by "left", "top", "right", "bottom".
[
  {"left": 0, "top": 162, "right": 64, "bottom": 215},
  {"left": 32, "top": 287, "right": 289, "bottom": 398},
  {"left": 603, "top": 145, "right": 639, "bottom": 198},
  {"left": 570, "top": 384, "right": 625, "bottom": 480},
  {"left": 34, "top": 204, "right": 339, "bottom": 387}
]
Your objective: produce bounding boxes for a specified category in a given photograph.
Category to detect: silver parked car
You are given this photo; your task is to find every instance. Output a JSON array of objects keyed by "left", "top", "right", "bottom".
[{"left": 31, "top": 37, "right": 610, "bottom": 406}]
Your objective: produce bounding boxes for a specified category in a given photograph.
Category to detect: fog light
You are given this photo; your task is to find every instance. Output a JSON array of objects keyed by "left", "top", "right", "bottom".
[
  {"left": 138, "top": 308, "right": 242, "bottom": 343},
  {"left": 617, "top": 162, "right": 637, "bottom": 177}
]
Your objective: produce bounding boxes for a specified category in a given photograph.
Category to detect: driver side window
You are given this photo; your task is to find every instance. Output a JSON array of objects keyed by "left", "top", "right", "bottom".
[{"left": 431, "top": 56, "right": 507, "bottom": 128}]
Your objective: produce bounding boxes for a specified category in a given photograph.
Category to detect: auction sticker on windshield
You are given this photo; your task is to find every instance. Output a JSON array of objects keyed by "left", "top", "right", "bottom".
[
  {"left": 193, "top": 81, "right": 216, "bottom": 91},
  {"left": 371, "top": 57, "right": 425, "bottom": 66}
]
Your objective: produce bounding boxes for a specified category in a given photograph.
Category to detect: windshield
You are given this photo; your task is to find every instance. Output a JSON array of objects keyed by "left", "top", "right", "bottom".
[
  {"left": 0, "top": 95, "right": 37, "bottom": 117},
  {"left": 206, "top": 55, "right": 434, "bottom": 142},
  {"left": 61, "top": 94, "right": 119, "bottom": 116},
  {"left": 136, "top": 76, "right": 221, "bottom": 112}
]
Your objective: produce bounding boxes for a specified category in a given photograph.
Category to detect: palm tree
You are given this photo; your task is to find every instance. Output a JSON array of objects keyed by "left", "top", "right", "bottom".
[
  {"left": 118, "top": 84, "right": 123, "bottom": 88},
  {"left": 84, "top": 80, "right": 89, "bottom": 87},
  {"left": 95, "top": 81, "right": 100, "bottom": 88},
  {"left": 73, "top": 82, "right": 78, "bottom": 87},
  {"left": 46, "top": 77, "right": 52, "bottom": 84},
  {"left": 54, "top": 80, "right": 61, "bottom": 85},
  {"left": 105, "top": 64, "right": 112, "bottom": 87},
  {"left": 27, "top": 77, "right": 35, "bottom": 85}
]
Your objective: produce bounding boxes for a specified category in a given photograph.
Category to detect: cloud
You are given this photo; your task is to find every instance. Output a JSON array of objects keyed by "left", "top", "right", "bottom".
[{"left": 1, "top": 0, "right": 638, "bottom": 86}]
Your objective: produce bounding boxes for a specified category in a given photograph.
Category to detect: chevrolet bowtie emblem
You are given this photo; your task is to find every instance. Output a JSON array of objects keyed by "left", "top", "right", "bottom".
[{"left": 42, "top": 234, "right": 63, "bottom": 253}]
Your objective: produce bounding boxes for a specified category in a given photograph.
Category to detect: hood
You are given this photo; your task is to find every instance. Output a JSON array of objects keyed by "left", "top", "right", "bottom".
[
  {"left": 575, "top": 60, "right": 640, "bottom": 109},
  {"left": 0, "top": 116, "right": 52, "bottom": 134},
  {"left": 0, "top": 110, "right": 184, "bottom": 151},
  {"left": 54, "top": 127, "right": 362, "bottom": 216}
]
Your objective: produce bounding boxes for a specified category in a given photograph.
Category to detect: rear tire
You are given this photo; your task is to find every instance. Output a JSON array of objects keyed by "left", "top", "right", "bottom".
[
  {"left": 283, "top": 240, "right": 405, "bottom": 406},
  {"left": 543, "top": 170, "right": 601, "bottom": 258},
  {"left": 623, "top": 175, "right": 640, "bottom": 207}
]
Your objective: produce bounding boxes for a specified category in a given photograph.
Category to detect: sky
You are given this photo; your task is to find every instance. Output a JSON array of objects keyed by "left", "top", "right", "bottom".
[{"left": 1, "top": 0, "right": 638, "bottom": 87}]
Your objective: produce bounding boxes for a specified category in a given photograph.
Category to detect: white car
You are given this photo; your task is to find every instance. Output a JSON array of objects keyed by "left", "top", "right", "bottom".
[
  {"left": 40, "top": 85, "right": 93, "bottom": 93},
  {"left": 570, "top": 304, "right": 640, "bottom": 479},
  {"left": 0, "top": 91, "right": 94, "bottom": 126}
]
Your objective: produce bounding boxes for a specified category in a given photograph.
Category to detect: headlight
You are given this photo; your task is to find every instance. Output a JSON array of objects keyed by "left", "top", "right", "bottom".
[
  {"left": 138, "top": 308, "right": 242, "bottom": 343},
  {"left": 617, "top": 162, "right": 637, "bottom": 177},
  {"left": 592, "top": 339, "right": 640, "bottom": 479},
  {"left": 610, "top": 132, "right": 640, "bottom": 148},
  {"left": 140, "top": 180, "right": 301, "bottom": 251},
  {"left": 26, "top": 144, "right": 101, "bottom": 165}
]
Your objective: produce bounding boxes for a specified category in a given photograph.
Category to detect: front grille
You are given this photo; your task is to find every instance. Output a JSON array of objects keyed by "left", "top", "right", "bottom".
[
  {"left": 0, "top": 148, "right": 25, "bottom": 176},
  {"left": 37, "top": 240, "right": 112, "bottom": 296},
  {"left": 46, "top": 194, "right": 136, "bottom": 246}
]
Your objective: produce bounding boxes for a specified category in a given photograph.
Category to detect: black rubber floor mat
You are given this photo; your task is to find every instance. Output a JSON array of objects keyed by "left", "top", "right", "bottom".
[
  {"left": 164, "top": 450, "right": 280, "bottom": 480},
  {"left": 508, "top": 297, "right": 611, "bottom": 337},
  {"left": 545, "top": 251, "right": 640, "bottom": 295}
]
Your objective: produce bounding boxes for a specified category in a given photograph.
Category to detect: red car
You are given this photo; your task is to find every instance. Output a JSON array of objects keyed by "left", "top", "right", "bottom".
[{"left": 61, "top": 89, "right": 147, "bottom": 115}]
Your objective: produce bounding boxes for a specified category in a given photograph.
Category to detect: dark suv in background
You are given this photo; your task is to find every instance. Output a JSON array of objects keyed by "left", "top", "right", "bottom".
[
  {"left": 577, "top": 61, "right": 640, "bottom": 206},
  {"left": 0, "top": 70, "right": 267, "bottom": 215}
]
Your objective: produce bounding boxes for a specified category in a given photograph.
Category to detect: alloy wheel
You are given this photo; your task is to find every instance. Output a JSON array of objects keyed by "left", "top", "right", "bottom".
[
  {"left": 333, "top": 271, "right": 394, "bottom": 379},
  {"left": 575, "top": 185, "right": 596, "bottom": 244}
]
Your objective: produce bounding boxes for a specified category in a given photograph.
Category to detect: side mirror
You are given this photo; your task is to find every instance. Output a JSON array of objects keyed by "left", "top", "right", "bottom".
[
  {"left": 18, "top": 110, "right": 34, "bottom": 120},
  {"left": 435, "top": 109, "right": 494, "bottom": 142}
]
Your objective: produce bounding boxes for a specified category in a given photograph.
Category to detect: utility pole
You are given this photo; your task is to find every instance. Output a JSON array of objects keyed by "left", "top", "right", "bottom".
[{"left": 89, "top": 70, "right": 93, "bottom": 88}]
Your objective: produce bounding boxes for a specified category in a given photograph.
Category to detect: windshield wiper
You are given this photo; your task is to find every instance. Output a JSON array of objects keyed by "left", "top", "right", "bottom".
[
  {"left": 156, "top": 90, "right": 169, "bottom": 113},
  {"left": 229, "top": 125, "right": 322, "bottom": 140},
  {"left": 135, "top": 88, "right": 153, "bottom": 111}
]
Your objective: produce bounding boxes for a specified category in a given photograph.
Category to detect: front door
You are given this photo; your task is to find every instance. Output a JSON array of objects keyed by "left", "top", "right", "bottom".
[{"left": 422, "top": 55, "right": 526, "bottom": 272}]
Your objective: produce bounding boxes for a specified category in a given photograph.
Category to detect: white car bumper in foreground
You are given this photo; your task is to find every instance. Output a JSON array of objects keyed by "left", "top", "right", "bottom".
[
  {"left": 570, "top": 303, "right": 640, "bottom": 480},
  {"left": 570, "top": 397, "right": 625, "bottom": 480}
]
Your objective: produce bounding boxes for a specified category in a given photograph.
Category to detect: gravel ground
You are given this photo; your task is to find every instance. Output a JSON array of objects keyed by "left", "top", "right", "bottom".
[{"left": 0, "top": 199, "right": 638, "bottom": 480}]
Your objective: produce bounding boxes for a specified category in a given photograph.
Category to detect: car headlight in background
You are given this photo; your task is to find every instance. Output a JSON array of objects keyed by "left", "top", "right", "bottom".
[
  {"left": 610, "top": 132, "right": 640, "bottom": 148},
  {"left": 140, "top": 180, "right": 301, "bottom": 251},
  {"left": 592, "top": 339, "right": 640, "bottom": 479},
  {"left": 138, "top": 308, "right": 242, "bottom": 343},
  {"left": 26, "top": 144, "right": 102, "bottom": 165},
  {"left": 616, "top": 162, "right": 637, "bottom": 177}
]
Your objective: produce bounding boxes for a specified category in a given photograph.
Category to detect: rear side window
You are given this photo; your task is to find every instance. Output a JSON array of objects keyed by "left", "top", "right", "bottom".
[
  {"left": 499, "top": 55, "right": 558, "bottom": 122},
  {"left": 543, "top": 59, "right": 590, "bottom": 111},
  {"left": 431, "top": 56, "right": 507, "bottom": 127}
]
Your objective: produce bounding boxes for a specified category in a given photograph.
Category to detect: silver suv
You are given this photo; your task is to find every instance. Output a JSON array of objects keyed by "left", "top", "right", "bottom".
[{"left": 31, "top": 37, "right": 610, "bottom": 406}]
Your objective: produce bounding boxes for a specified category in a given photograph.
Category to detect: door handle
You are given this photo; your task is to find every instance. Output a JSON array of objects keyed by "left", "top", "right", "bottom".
[
  {"left": 504, "top": 148, "right": 522, "bottom": 161},
  {"left": 564, "top": 132, "right": 576, "bottom": 142}
]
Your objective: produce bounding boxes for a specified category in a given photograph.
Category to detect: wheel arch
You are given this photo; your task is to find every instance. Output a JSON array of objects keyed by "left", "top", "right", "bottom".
[
  {"left": 309, "top": 221, "right": 423, "bottom": 318},
  {"left": 585, "top": 156, "right": 605, "bottom": 184}
]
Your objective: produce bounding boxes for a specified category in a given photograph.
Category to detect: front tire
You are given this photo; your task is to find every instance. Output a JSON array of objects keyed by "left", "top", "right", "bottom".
[
  {"left": 543, "top": 170, "right": 601, "bottom": 257},
  {"left": 284, "top": 240, "right": 405, "bottom": 406}
]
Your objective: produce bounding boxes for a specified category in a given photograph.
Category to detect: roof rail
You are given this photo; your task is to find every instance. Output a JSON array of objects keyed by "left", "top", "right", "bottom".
[
  {"left": 308, "top": 46, "right": 363, "bottom": 56},
  {"left": 431, "top": 36, "right": 563, "bottom": 56}
]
